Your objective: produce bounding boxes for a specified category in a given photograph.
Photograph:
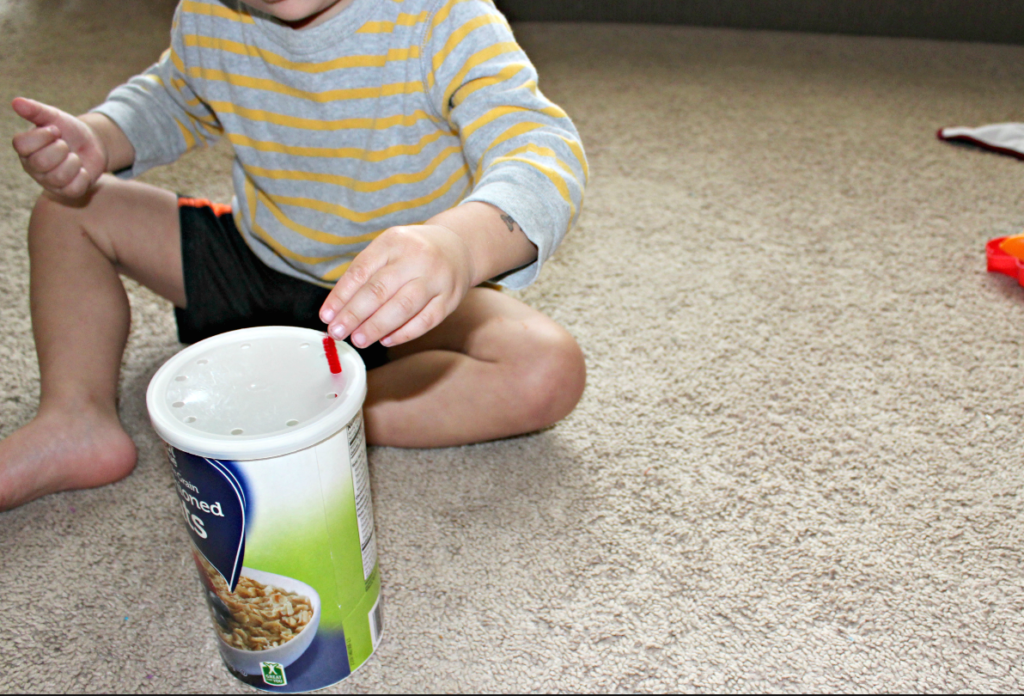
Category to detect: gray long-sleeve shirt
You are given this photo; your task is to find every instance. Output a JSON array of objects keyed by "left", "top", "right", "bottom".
[{"left": 93, "top": 0, "right": 588, "bottom": 289}]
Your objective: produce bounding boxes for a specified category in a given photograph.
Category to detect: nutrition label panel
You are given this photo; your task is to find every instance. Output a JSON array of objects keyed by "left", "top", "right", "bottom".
[{"left": 347, "top": 412, "right": 377, "bottom": 580}]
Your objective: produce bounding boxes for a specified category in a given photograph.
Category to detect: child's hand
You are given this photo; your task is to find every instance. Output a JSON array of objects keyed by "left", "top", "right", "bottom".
[
  {"left": 11, "top": 97, "right": 108, "bottom": 199},
  {"left": 319, "top": 224, "right": 476, "bottom": 348}
]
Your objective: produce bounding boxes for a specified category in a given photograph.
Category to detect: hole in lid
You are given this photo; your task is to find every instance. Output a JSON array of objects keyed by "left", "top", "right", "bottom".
[
  {"left": 286, "top": 419, "right": 299, "bottom": 427},
  {"left": 326, "top": 393, "right": 338, "bottom": 399},
  {"left": 172, "top": 401, "right": 185, "bottom": 408},
  {"left": 175, "top": 375, "right": 188, "bottom": 382},
  {"left": 240, "top": 344, "right": 251, "bottom": 350},
  {"left": 231, "top": 428, "right": 244, "bottom": 435},
  {"left": 185, "top": 416, "right": 197, "bottom": 424},
  {"left": 300, "top": 343, "right": 310, "bottom": 349},
  {"left": 197, "top": 359, "right": 209, "bottom": 365}
]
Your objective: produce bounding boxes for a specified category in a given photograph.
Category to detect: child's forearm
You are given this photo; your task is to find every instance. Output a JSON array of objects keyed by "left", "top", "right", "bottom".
[
  {"left": 79, "top": 113, "right": 135, "bottom": 173},
  {"left": 426, "top": 202, "right": 538, "bottom": 287}
]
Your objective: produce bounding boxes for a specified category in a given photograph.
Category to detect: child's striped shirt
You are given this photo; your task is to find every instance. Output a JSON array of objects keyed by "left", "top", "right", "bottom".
[{"left": 94, "top": 0, "right": 587, "bottom": 289}]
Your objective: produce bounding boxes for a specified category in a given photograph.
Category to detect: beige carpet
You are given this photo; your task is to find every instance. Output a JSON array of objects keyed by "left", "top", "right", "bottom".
[{"left": 3, "top": 1, "right": 1024, "bottom": 692}]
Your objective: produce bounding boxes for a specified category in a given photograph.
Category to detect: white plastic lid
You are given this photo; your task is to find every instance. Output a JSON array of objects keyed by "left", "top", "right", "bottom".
[{"left": 146, "top": 326, "right": 367, "bottom": 461}]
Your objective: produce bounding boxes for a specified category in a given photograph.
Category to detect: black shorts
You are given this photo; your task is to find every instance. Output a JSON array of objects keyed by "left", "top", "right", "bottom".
[{"left": 174, "top": 197, "right": 389, "bottom": 370}]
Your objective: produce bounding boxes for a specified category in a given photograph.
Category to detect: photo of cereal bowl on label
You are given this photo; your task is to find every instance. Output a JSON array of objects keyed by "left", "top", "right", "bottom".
[{"left": 196, "top": 555, "right": 322, "bottom": 675}]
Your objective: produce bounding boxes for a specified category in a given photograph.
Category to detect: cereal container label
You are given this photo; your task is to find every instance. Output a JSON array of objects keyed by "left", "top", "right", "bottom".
[{"left": 169, "top": 412, "right": 382, "bottom": 692}]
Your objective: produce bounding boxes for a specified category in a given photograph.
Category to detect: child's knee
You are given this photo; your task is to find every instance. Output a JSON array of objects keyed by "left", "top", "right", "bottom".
[
  {"left": 513, "top": 321, "right": 587, "bottom": 431},
  {"left": 28, "top": 191, "right": 70, "bottom": 247},
  {"left": 29, "top": 189, "right": 86, "bottom": 240},
  {"left": 30, "top": 189, "right": 63, "bottom": 221},
  {"left": 28, "top": 176, "right": 120, "bottom": 259}
]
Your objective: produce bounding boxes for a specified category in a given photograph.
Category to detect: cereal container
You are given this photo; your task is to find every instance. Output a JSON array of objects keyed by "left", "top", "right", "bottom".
[{"left": 146, "top": 326, "right": 382, "bottom": 692}]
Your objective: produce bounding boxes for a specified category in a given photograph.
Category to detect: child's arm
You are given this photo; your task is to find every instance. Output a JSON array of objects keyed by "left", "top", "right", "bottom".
[
  {"left": 15, "top": 4, "right": 220, "bottom": 193},
  {"left": 11, "top": 98, "right": 135, "bottom": 199},
  {"left": 85, "top": 5, "right": 222, "bottom": 180},
  {"left": 321, "top": 2, "right": 587, "bottom": 348},
  {"left": 319, "top": 200, "right": 536, "bottom": 348}
]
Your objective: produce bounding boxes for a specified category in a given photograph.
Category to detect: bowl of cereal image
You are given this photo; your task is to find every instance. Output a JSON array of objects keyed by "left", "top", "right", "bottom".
[{"left": 207, "top": 566, "right": 322, "bottom": 676}]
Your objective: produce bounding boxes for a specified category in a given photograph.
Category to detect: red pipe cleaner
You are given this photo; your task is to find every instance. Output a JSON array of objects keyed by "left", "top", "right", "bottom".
[{"left": 323, "top": 336, "right": 342, "bottom": 374}]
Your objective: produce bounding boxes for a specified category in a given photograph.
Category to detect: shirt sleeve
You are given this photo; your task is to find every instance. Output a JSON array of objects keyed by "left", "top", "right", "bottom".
[
  {"left": 90, "top": 5, "right": 223, "bottom": 178},
  {"left": 421, "top": 0, "right": 589, "bottom": 289}
]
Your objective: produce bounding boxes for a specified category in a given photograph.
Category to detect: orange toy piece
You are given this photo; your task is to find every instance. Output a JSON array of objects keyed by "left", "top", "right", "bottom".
[{"left": 999, "top": 234, "right": 1024, "bottom": 261}]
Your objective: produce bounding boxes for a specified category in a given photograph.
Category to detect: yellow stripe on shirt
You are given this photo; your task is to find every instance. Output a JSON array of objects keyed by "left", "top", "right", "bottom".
[
  {"left": 206, "top": 101, "right": 441, "bottom": 131},
  {"left": 490, "top": 146, "right": 577, "bottom": 227},
  {"left": 460, "top": 103, "right": 568, "bottom": 142},
  {"left": 473, "top": 121, "right": 589, "bottom": 183},
  {"left": 250, "top": 218, "right": 353, "bottom": 265},
  {"left": 228, "top": 129, "right": 451, "bottom": 161},
  {"left": 424, "top": 0, "right": 480, "bottom": 44},
  {"left": 183, "top": 35, "right": 420, "bottom": 72},
  {"left": 450, "top": 63, "right": 529, "bottom": 110},
  {"left": 257, "top": 188, "right": 390, "bottom": 246},
  {"left": 440, "top": 42, "right": 521, "bottom": 118},
  {"left": 243, "top": 145, "right": 462, "bottom": 192},
  {"left": 428, "top": 14, "right": 508, "bottom": 89},
  {"left": 185, "top": 67, "right": 424, "bottom": 102},
  {"left": 181, "top": 0, "right": 255, "bottom": 23},
  {"left": 269, "top": 165, "right": 469, "bottom": 223},
  {"left": 175, "top": 119, "right": 197, "bottom": 151},
  {"left": 358, "top": 10, "right": 431, "bottom": 33}
]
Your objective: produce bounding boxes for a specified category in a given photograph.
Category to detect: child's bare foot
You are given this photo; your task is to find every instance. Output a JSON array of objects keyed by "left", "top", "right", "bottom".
[{"left": 0, "top": 405, "right": 137, "bottom": 511}]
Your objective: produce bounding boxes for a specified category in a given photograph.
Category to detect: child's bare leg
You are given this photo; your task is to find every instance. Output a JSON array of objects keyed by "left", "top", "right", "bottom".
[
  {"left": 363, "top": 287, "right": 586, "bottom": 447},
  {"left": 0, "top": 175, "right": 183, "bottom": 511}
]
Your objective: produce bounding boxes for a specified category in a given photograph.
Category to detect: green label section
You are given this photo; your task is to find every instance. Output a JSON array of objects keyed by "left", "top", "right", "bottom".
[
  {"left": 239, "top": 446, "right": 350, "bottom": 628},
  {"left": 237, "top": 424, "right": 380, "bottom": 669},
  {"left": 342, "top": 570, "right": 381, "bottom": 669}
]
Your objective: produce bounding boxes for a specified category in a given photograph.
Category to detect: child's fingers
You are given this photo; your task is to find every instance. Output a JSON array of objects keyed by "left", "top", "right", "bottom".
[
  {"left": 380, "top": 295, "right": 448, "bottom": 347},
  {"left": 23, "top": 138, "right": 70, "bottom": 174},
  {"left": 347, "top": 281, "right": 433, "bottom": 348},
  {"left": 11, "top": 97, "right": 42, "bottom": 123},
  {"left": 53, "top": 167, "right": 92, "bottom": 200},
  {"left": 38, "top": 153, "right": 83, "bottom": 191},
  {"left": 11, "top": 125, "right": 60, "bottom": 158},
  {"left": 324, "top": 265, "right": 408, "bottom": 341},
  {"left": 319, "top": 247, "right": 389, "bottom": 324},
  {"left": 11, "top": 97, "right": 65, "bottom": 129}
]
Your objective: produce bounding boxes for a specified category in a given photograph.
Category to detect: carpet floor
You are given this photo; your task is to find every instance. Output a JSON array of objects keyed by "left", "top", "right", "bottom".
[{"left": 3, "top": 1, "right": 1024, "bottom": 692}]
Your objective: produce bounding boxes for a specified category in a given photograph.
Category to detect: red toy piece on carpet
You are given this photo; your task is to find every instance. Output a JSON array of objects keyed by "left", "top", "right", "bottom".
[{"left": 986, "top": 236, "right": 1024, "bottom": 286}]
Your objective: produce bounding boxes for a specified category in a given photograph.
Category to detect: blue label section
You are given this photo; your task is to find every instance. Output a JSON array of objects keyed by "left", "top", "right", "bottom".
[
  {"left": 168, "top": 447, "right": 249, "bottom": 591},
  {"left": 223, "top": 629, "right": 352, "bottom": 693}
]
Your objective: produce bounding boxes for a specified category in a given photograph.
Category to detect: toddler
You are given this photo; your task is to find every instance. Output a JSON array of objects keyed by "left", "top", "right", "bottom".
[{"left": 3, "top": 0, "right": 587, "bottom": 510}]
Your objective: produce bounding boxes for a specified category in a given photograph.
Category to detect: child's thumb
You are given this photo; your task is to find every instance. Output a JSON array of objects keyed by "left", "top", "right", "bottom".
[{"left": 11, "top": 97, "right": 64, "bottom": 128}]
